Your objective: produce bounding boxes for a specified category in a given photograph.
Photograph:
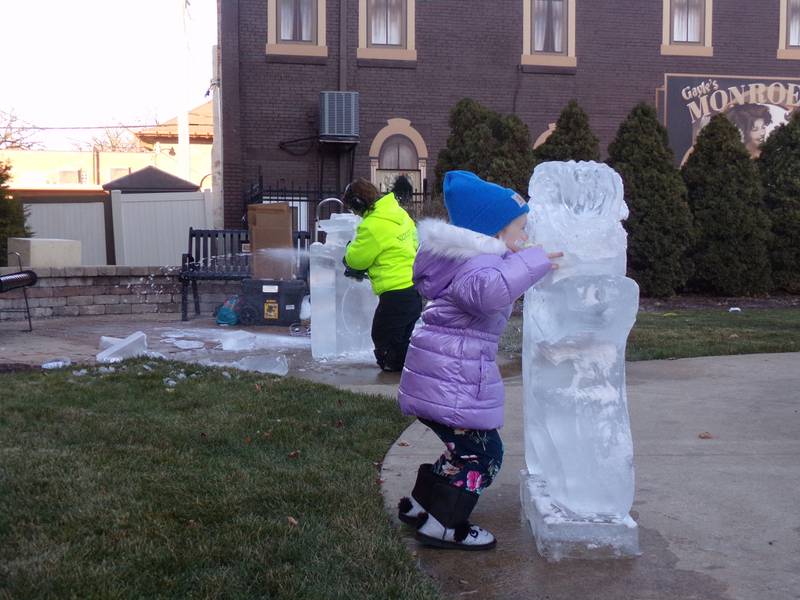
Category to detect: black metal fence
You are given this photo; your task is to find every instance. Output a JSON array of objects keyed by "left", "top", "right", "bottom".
[{"left": 243, "top": 181, "right": 433, "bottom": 238}]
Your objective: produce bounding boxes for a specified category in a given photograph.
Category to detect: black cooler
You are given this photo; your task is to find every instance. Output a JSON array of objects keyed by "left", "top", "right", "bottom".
[{"left": 238, "top": 279, "right": 307, "bottom": 326}]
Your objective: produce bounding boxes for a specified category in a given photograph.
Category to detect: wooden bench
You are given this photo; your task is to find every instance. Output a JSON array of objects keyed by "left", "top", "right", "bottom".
[{"left": 179, "top": 228, "right": 250, "bottom": 321}]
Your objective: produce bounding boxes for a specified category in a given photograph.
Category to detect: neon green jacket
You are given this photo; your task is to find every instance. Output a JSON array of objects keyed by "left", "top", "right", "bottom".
[{"left": 344, "top": 192, "right": 418, "bottom": 295}]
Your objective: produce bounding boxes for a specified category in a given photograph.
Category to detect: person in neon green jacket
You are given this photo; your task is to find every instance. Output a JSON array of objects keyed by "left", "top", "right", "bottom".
[{"left": 342, "top": 177, "right": 422, "bottom": 372}]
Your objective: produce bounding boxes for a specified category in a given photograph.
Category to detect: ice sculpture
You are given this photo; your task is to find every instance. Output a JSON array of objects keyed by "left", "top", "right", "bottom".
[
  {"left": 520, "top": 161, "right": 640, "bottom": 561},
  {"left": 96, "top": 331, "right": 148, "bottom": 364},
  {"left": 310, "top": 213, "right": 378, "bottom": 360}
]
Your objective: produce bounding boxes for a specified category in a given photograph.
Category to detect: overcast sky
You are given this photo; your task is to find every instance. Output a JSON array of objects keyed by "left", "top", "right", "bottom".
[{"left": 2, "top": 0, "right": 217, "bottom": 149}]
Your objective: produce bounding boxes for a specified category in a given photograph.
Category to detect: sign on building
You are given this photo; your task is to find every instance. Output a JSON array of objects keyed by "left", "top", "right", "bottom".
[{"left": 661, "top": 74, "right": 800, "bottom": 164}]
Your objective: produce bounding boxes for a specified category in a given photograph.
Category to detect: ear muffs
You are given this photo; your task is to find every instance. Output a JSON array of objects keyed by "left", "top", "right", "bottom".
[{"left": 343, "top": 183, "right": 369, "bottom": 214}]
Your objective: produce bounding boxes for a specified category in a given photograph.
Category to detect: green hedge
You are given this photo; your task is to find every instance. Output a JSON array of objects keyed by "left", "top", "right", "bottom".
[
  {"left": 607, "top": 103, "right": 695, "bottom": 297},
  {"left": 681, "top": 115, "right": 772, "bottom": 296},
  {"left": 758, "top": 112, "right": 800, "bottom": 293},
  {"left": 435, "top": 98, "right": 536, "bottom": 195}
]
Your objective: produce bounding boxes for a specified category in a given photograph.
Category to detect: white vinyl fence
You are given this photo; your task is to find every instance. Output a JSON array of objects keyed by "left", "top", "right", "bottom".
[
  {"left": 110, "top": 190, "right": 213, "bottom": 266},
  {"left": 24, "top": 200, "right": 108, "bottom": 265}
]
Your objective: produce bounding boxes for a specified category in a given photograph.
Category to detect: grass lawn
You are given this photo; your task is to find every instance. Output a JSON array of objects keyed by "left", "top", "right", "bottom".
[
  {"left": 500, "top": 307, "right": 800, "bottom": 361},
  {"left": 628, "top": 308, "right": 800, "bottom": 360},
  {"left": 0, "top": 361, "right": 438, "bottom": 600}
]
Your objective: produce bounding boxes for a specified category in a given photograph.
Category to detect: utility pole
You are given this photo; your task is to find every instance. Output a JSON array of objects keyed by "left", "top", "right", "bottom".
[{"left": 177, "top": 0, "right": 192, "bottom": 181}]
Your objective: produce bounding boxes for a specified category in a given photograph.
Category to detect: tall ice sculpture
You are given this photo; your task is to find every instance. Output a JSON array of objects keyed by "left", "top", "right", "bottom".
[
  {"left": 520, "top": 161, "right": 641, "bottom": 560},
  {"left": 310, "top": 213, "right": 378, "bottom": 360}
]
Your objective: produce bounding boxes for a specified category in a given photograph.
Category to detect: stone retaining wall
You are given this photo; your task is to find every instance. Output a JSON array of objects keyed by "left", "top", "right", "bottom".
[{"left": 0, "top": 266, "right": 242, "bottom": 321}]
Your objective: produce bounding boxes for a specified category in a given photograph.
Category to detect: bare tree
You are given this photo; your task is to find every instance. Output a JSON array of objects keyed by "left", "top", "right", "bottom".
[
  {"left": 75, "top": 128, "right": 142, "bottom": 152},
  {"left": 0, "top": 110, "right": 41, "bottom": 150}
]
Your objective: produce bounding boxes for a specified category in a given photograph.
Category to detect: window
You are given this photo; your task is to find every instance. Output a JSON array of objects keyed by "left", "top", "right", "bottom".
[
  {"left": 522, "top": 0, "right": 575, "bottom": 67},
  {"left": 671, "top": 0, "right": 704, "bottom": 44},
  {"left": 369, "top": 119, "right": 428, "bottom": 192},
  {"left": 791, "top": 0, "right": 800, "bottom": 46},
  {"left": 58, "top": 169, "right": 82, "bottom": 184},
  {"left": 779, "top": 0, "right": 800, "bottom": 58},
  {"left": 379, "top": 135, "right": 417, "bottom": 170},
  {"left": 278, "top": 0, "right": 316, "bottom": 43},
  {"left": 368, "top": 0, "right": 406, "bottom": 47},
  {"left": 661, "top": 0, "right": 712, "bottom": 56},
  {"left": 109, "top": 168, "right": 131, "bottom": 181},
  {"left": 358, "top": 0, "right": 416, "bottom": 61},
  {"left": 377, "top": 136, "right": 419, "bottom": 193},
  {"left": 267, "top": 0, "right": 327, "bottom": 57},
  {"left": 532, "top": 0, "right": 568, "bottom": 54}
]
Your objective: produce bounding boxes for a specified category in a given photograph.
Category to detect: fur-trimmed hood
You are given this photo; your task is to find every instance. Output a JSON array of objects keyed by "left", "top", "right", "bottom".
[
  {"left": 416, "top": 219, "right": 508, "bottom": 259},
  {"left": 413, "top": 219, "right": 509, "bottom": 299}
]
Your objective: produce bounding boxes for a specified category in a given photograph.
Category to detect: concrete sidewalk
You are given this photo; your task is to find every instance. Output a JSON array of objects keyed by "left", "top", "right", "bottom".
[
  {"left": 381, "top": 353, "right": 800, "bottom": 600},
  {"left": 2, "top": 315, "right": 798, "bottom": 599}
]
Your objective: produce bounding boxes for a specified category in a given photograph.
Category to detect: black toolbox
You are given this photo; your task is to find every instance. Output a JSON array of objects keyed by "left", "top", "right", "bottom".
[{"left": 238, "top": 279, "right": 307, "bottom": 326}]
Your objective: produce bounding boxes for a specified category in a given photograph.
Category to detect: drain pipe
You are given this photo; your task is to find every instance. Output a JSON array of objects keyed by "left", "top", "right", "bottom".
[
  {"left": 337, "top": 0, "right": 348, "bottom": 190},
  {"left": 339, "top": 0, "right": 347, "bottom": 91}
]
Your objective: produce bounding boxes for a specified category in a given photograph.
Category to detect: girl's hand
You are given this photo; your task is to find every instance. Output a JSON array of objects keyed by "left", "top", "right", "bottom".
[{"left": 547, "top": 251, "right": 564, "bottom": 269}]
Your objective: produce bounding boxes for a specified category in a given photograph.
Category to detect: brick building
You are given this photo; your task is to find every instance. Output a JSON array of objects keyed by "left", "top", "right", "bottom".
[{"left": 218, "top": 0, "right": 800, "bottom": 228}]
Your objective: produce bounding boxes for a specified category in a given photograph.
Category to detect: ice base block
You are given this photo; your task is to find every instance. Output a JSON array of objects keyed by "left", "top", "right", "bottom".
[{"left": 519, "top": 469, "right": 640, "bottom": 561}]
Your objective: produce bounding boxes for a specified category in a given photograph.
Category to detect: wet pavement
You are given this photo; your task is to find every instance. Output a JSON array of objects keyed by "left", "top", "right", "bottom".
[
  {"left": 382, "top": 355, "right": 800, "bottom": 600},
  {"left": 0, "top": 313, "right": 374, "bottom": 383}
]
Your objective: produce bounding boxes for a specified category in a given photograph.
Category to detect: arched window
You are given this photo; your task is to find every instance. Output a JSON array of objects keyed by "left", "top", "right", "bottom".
[
  {"left": 379, "top": 135, "right": 418, "bottom": 170},
  {"left": 369, "top": 119, "right": 428, "bottom": 196}
]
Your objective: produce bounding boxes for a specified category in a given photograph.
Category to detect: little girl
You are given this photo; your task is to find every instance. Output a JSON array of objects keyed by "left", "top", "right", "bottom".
[{"left": 397, "top": 170, "right": 561, "bottom": 550}]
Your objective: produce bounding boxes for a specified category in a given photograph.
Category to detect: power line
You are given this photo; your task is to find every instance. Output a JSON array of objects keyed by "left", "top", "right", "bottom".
[{"left": 11, "top": 123, "right": 211, "bottom": 131}]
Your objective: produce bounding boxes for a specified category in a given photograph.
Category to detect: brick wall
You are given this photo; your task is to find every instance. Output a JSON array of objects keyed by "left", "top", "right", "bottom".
[
  {"left": 221, "top": 1, "right": 794, "bottom": 226},
  {"left": 0, "top": 266, "right": 241, "bottom": 322}
]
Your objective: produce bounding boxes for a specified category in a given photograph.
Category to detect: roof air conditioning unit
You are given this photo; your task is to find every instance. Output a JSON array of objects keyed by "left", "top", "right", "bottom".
[{"left": 319, "top": 91, "right": 359, "bottom": 139}]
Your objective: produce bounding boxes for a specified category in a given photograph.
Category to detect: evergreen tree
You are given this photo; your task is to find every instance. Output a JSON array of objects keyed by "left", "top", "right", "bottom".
[
  {"left": 681, "top": 114, "right": 772, "bottom": 295},
  {"left": 607, "top": 103, "right": 694, "bottom": 297},
  {"left": 533, "top": 99, "right": 600, "bottom": 165},
  {"left": 758, "top": 111, "right": 800, "bottom": 293},
  {"left": 435, "top": 98, "right": 536, "bottom": 195},
  {"left": 1, "top": 162, "right": 31, "bottom": 267}
]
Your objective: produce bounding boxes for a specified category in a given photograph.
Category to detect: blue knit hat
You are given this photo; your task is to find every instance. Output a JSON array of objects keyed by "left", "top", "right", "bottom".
[{"left": 443, "top": 171, "right": 529, "bottom": 237}]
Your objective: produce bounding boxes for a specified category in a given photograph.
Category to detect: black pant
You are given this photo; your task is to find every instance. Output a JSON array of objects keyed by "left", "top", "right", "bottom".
[
  {"left": 419, "top": 418, "right": 503, "bottom": 494},
  {"left": 371, "top": 286, "right": 422, "bottom": 372}
]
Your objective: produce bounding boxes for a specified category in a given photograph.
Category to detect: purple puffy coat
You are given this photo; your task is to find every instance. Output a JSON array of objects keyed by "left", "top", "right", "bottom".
[{"left": 397, "top": 219, "right": 552, "bottom": 430}]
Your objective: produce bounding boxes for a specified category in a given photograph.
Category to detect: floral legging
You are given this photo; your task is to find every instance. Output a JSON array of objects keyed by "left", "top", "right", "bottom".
[{"left": 419, "top": 418, "right": 504, "bottom": 495}]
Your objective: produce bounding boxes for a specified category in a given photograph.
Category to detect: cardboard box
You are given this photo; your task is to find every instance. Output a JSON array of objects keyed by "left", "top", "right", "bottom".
[
  {"left": 248, "top": 203, "right": 294, "bottom": 280},
  {"left": 248, "top": 202, "right": 284, "bottom": 227}
]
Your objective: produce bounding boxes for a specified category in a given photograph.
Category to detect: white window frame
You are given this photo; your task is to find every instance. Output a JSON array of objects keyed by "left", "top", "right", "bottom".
[
  {"left": 661, "top": 0, "right": 713, "bottom": 56},
  {"left": 522, "top": 0, "right": 576, "bottom": 68},
  {"left": 267, "top": 0, "right": 327, "bottom": 57},
  {"left": 358, "top": 0, "right": 416, "bottom": 61},
  {"left": 779, "top": 0, "right": 800, "bottom": 60}
]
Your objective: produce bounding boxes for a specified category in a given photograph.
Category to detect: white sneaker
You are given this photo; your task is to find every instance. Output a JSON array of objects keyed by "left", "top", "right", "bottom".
[
  {"left": 416, "top": 513, "right": 496, "bottom": 550},
  {"left": 397, "top": 496, "right": 425, "bottom": 525}
]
